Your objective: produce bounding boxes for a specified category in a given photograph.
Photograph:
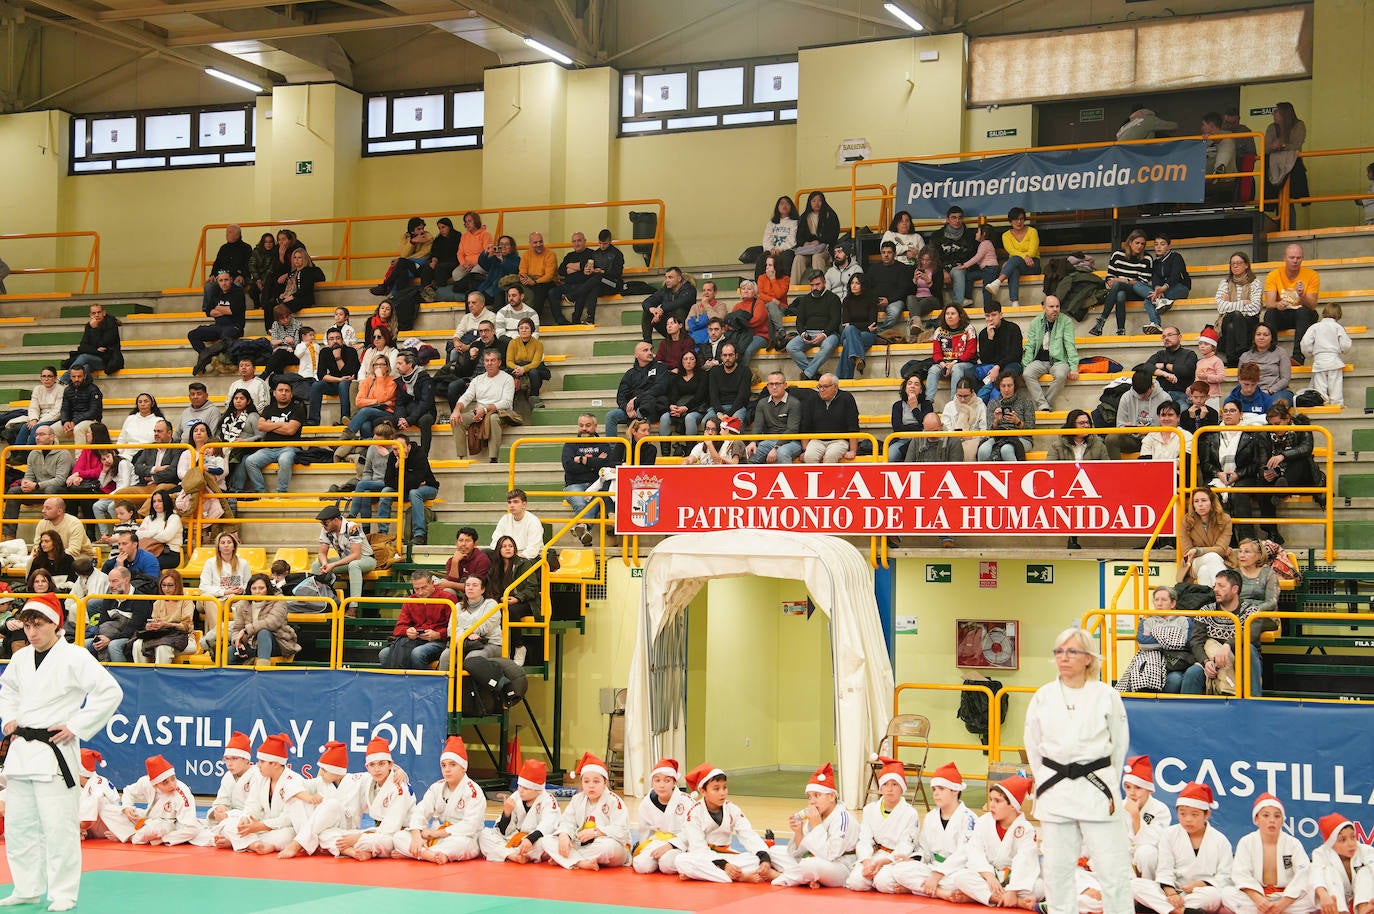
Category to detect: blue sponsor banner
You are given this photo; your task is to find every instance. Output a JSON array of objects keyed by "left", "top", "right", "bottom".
[
  {"left": 1124, "top": 698, "right": 1374, "bottom": 849},
  {"left": 89, "top": 668, "right": 449, "bottom": 794},
  {"left": 896, "top": 140, "right": 1207, "bottom": 219}
]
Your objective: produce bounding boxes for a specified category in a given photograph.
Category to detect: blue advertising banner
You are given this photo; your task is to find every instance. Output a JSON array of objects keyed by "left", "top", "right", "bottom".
[
  {"left": 1124, "top": 698, "right": 1374, "bottom": 850},
  {"left": 896, "top": 140, "right": 1207, "bottom": 220},
  {"left": 89, "top": 668, "right": 450, "bottom": 794}
]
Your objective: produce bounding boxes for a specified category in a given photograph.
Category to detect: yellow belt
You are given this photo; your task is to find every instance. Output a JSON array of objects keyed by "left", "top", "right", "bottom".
[{"left": 632, "top": 831, "right": 677, "bottom": 856}]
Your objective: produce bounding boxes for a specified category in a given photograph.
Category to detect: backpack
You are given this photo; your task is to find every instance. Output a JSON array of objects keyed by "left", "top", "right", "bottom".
[
  {"left": 230, "top": 337, "right": 272, "bottom": 365},
  {"left": 367, "top": 532, "right": 396, "bottom": 570},
  {"left": 462, "top": 654, "right": 504, "bottom": 717},
  {"left": 956, "top": 677, "right": 1008, "bottom": 746},
  {"left": 1090, "top": 377, "right": 1132, "bottom": 427}
]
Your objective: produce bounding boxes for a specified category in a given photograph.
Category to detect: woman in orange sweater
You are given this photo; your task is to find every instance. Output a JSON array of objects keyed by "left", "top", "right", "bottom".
[
  {"left": 454, "top": 211, "right": 493, "bottom": 288},
  {"left": 757, "top": 254, "right": 792, "bottom": 318},
  {"left": 346, "top": 355, "right": 399, "bottom": 438}
]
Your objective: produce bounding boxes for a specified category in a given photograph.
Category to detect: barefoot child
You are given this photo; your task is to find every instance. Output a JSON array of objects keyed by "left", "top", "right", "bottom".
[
  {"left": 479, "top": 759, "right": 559, "bottom": 863},
  {"left": 542, "top": 752, "right": 630, "bottom": 870},
  {"left": 194, "top": 731, "right": 260, "bottom": 848},
  {"left": 1223, "top": 794, "right": 1314, "bottom": 914},
  {"left": 1123, "top": 755, "right": 1171, "bottom": 879},
  {"left": 673, "top": 764, "right": 781, "bottom": 884},
  {"left": 228, "top": 733, "right": 310, "bottom": 854},
  {"left": 122, "top": 754, "right": 203, "bottom": 846},
  {"left": 770, "top": 763, "right": 860, "bottom": 888},
  {"left": 877, "top": 762, "right": 978, "bottom": 895},
  {"left": 333, "top": 736, "right": 414, "bottom": 860},
  {"left": 632, "top": 758, "right": 692, "bottom": 875},
  {"left": 1136, "top": 782, "right": 1234, "bottom": 914},
  {"left": 1309, "top": 814, "right": 1374, "bottom": 914},
  {"left": 395, "top": 736, "right": 485, "bottom": 863},
  {"left": 942, "top": 775, "right": 1043, "bottom": 908},
  {"left": 77, "top": 750, "right": 133, "bottom": 843},
  {"left": 846, "top": 757, "right": 920, "bottom": 891}
]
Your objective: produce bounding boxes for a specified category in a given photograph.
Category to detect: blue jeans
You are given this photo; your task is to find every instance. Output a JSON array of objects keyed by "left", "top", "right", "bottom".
[
  {"left": 951, "top": 265, "right": 1000, "bottom": 304},
  {"left": 309, "top": 379, "right": 352, "bottom": 425},
  {"left": 350, "top": 479, "right": 391, "bottom": 530},
  {"left": 1101, "top": 281, "right": 1147, "bottom": 332},
  {"left": 604, "top": 408, "right": 631, "bottom": 437},
  {"left": 739, "top": 335, "right": 767, "bottom": 366},
  {"left": 998, "top": 256, "right": 1040, "bottom": 302},
  {"left": 61, "top": 353, "right": 104, "bottom": 382},
  {"left": 659, "top": 411, "right": 703, "bottom": 439},
  {"left": 348, "top": 406, "right": 395, "bottom": 436},
  {"left": 108, "top": 637, "right": 131, "bottom": 662},
  {"left": 13, "top": 423, "right": 43, "bottom": 448},
  {"left": 838, "top": 325, "right": 876, "bottom": 380},
  {"left": 409, "top": 484, "right": 439, "bottom": 538},
  {"left": 976, "top": 439, "right": 1021, "bottom": 462},
  {"left": 1181, "top": 645, "right": 1262, "bottom": 696},
  {"left": 379, "top": 640, "right": 444, "bottom": 669},
  {"left": 927, "top": 361, "right": 977, "bottom": 396},
  {"left": 1164, "top": 670, "right": 1184, "bottom": 693},
  {"left": 240, "top": 445, "right": 298, "bottom": 493},
  {"left": 748, "top": 440, "right": 802, "bottom": 465},
  {"left": 786, "top": 333, "right": 840, "bottom": 379},
  {"left": 975, "top": 363, "right": 1022, "bottom": 402},
  {"left": 565, "top": 481, "right": 604, "bottom": 518}
]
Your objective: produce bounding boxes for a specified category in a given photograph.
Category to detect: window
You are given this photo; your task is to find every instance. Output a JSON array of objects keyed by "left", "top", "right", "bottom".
[
  {"left": 363, "top": 85, "right": 484, "bottom": 156},
  {"left": 620, "top": 57, "right": 797, "bottom": 137},
  {"left": 69, "top": 103, "right": 255, "bottom": 175}
]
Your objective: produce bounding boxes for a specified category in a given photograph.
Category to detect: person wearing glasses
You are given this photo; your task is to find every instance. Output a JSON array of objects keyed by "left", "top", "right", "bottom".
[
  {"left": 7, "top": 367, "right": 63, "bottom": 448},
  {"left": 1023, "top": 628, "right": 1132, "bottom": 914}
]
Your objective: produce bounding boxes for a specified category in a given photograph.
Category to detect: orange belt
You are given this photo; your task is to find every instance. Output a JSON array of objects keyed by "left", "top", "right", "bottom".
[
  {"left": 709, "top": 843, "right": 732, "bottom": 854},
  {"left": 504, "top": 831, "right": 528, "bottom": 849}
]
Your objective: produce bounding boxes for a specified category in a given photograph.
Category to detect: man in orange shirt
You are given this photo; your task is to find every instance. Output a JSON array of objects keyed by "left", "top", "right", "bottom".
[
  {"left": 1262, "top": 243, "right": 1320, "bottom": 366},
  {"left": 518, "top": 232, "right": 559, "bottom": 326}
]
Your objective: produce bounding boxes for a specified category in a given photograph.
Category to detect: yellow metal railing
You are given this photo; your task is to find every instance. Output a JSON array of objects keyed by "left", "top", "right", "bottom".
[
  {"left": 794, "top": 184, "right": 891, "bottom": 236},
  {"left": 1082, "top": 607, "right": 1245, "bottom": 697},
  {"left": 1243, "top": 610, "right": 1374, "bottom": 705},
  {"left": 0, "top": 231, "right": 101, "bottom": 295},
  {"left": 1275, "top": 145, "right": 1374, "bottom": 231}
]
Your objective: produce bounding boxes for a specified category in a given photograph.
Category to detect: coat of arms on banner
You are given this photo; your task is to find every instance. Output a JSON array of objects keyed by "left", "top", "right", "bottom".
[{"left": 629, "top": 474, "right": 662, "bottom": 528}]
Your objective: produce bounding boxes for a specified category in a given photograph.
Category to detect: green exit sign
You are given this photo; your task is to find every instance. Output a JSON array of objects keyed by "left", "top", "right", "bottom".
[
  {"left": 1079, "top": 107, "right": 1105, "bottom": 123},
  {"left": 296, "top": 160, "right": 313, "bottom": 175},
  {"left": 1026, "top": 564, "right": 1054, "bottom": 584},
  {"left": 986, "top": 128, "right": 1018, "bottom": 138},
  {"left": 1250, "top": 106, "right": 1276, "bottom": 117},
  {"left": 1112, "top": 564, "right": 1161, "bottom": 576},
  {"left": 630, "top": 567, "right": 644, "bottom": 579},
  {"left": 925, "top": 563, "right": 952, "bottom": 583}
]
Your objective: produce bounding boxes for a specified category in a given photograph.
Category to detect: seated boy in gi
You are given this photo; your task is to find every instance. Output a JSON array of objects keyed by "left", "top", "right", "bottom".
[
  {"left": 194, "top": 731, "right": 260, "bottom": 848},
  {"left": 632, "top": 757, "right": 692, "bottom": 875},
  {"left": 1136, "top": 782, "right": 1234, "bottom": 914},
  {"left": 333, "top": 736, "right": 415, "bottom": 860},
  {"left": 395, "top": 736, "right": 485, "bottom": 864},
  {"left": 480, "top": 759, "right": 560, "bottom": 864},
  {"left": 878, "top": 761, "right": 979, "bottom": 895},
  {"left": 674, "top": 764, "right": 780, "bottom": 884},
  {"left": 122, "top": 754, "right": 203, "bottom": 846},
  {"left": 280, "top": 741, "right": 402, "bottom": 859},
  {"left": 1123, "top": 755, "right": 1171, "bottom": 879},
  {"left": 1309, "top": 814, "right": 1374, "bottom": 914},
  {"left": 1223, "top": 794, "right": 1314, "bottom": 914},
  {"left": 228, "top": 733, "right": 310, "bottom": 854},
  {"left": 77, "top": 749, "right": 133, "bottom": 843},
  {"left": 541, "top": 752, "right": 630, "bottom": 870},
  {"left": 847, "top": 757, "right": 920, "bottom": 891},
  {"left": 940, "top": 775, "right": 1043, "bottom": 908},
  {"left": 770, "top": 763, "right": 860, "bottom": 888}
]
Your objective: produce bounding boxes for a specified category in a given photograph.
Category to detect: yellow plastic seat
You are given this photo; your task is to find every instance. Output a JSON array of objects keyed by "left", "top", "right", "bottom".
[
  {"left": 180, "top": 546, "right": 216, "bottom": 579},
  {"left": 239, "top": 547, "right": 267, "bottom": 572},
  {"left": 549, "top": 548, "right": 596, "bottom": 582},
  {"left": 272, "top": 547, "right": 310, "bottom": 573}
]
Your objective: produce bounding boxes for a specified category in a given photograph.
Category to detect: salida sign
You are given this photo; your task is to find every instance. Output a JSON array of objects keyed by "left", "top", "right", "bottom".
[{"left": 615, "top": 461, "right": 1176, "bottom": 537}]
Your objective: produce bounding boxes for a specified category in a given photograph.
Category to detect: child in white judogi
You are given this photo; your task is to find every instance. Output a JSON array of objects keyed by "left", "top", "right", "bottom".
[
  {"left": 1123, "top": 756, "right": 1171, "bottom": 879},
  {"left": 193, "top": 731, "right": 260, "bottom": 848},
  {"left": 770, "top": 762, "right": 861, "bottom": 888},
  {"left": 334, "top": 736, "right": 415, "bottom": 860},
  {"left": 395, "top": 736, "right": 485, "bottom": 863},
  {"left": 227, "top": 733, "right": 311, "bottom": 854},
  {"left": 1137, "top": 782, "right": 1234, "bottom": 914},
  {"left": 877, "top": 761, "right": 979, "bottom": 895},
  {"left": 846, "top": 757, "right": 920, "bottom": 891},
  {"left": 673, "top": 763, "right": 781, "bottom": 884},
  {"left": 541, "top": 752, "right": 630, "bottom": 870},
  {"left": 942, "top": 775, "right": 1044, "bottom": 907},
  {"left": 1309, "top": 813, "right": 1374, "bottom": 914},
  {"left": 479, "top": 758, "right": 560, "bottom": 864},
  {"left": 1223, "top": 794, "right": 1314, "bottom": 914},
  {"left": 122, "top": 754, "right": 204, "bottom": 846},
  {"left": 279, "top": 741, "right": 390, "bottom": 858},
  {"left": 77, "top": 749, "right": 133, "bottom": 843},
  {"left": 631, "top": 757, "right": 692, "bottom": 875}
]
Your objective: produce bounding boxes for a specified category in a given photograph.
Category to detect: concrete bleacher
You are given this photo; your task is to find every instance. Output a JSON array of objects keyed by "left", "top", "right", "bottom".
[{"left": 2, "top": 225, "right": 1372, "bottom": 560}]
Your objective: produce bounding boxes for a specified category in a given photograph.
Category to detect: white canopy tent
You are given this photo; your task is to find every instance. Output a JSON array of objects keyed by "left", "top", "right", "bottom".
[{"left": 623, "top": 530, "right": 895, "bottom": 808}]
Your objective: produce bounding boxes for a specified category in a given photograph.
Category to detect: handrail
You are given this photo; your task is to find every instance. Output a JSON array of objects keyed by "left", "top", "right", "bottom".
[
  {"left": 1186, "top": 423, "right": 1334, "bottom": 562},
  {"left": 339, "top": 595, "right": 457, "bottom": 712},
  {"left": 220, "top": 593, "right": 342, "bottom": 670},
  {"left": 794, "top": 184, "right": 890, "bottom": 236},
  {"left": 0, "top": 231, "right": 101, "bottom": 295},
  {"left": 1242, "top": 610, "right": 1374, "bottom": 704},
  {"left": 1276, "top": 145, "right": 1374, "bottom": 231},
  {"left": 186, "top": 199, "right": 667, "bottom": 287},
  {"left": 505, "top": 434, "right": 623, "bottom": 568},
  {"left": 892, "top": 682, "right": 1000, "bottom": 781},
  {"left": 1082, "top": 607, "right": 1244, "bottom": 697}
]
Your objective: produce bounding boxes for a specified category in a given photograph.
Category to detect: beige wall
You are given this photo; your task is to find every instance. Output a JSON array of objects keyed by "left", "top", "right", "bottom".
[
  {"left": 1308, "top": 0, "right": 1374, "bottom": 228},
  {"left": 963, "top": 104, "right": 1036, "bottom": 154},
  {"left": 0, "top": 110, "right": 67, "bottom": 293}
]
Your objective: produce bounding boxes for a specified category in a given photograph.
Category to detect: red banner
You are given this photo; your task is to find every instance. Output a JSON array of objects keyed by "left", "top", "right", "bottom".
[{"left": 614, "top": 461, "right": 1177, "bottom": 537}]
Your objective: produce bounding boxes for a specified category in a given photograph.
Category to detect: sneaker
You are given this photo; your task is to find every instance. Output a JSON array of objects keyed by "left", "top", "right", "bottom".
[
  {"left": 513, "top": 645, "right": 527, "bottom": 666},
  {"left": 1116, "top": 327, "right": 1128, "bottom": 336},
  {"left": 1155, "top": 297, "right": 1173, "bottom": 313},
  {"left": 369, "top": 283, "right": 388, "bottom": 296},
  {"left": 420, "top": 284, "right": 437, "bottom": 303},
  {"left": 1142, "top": 322, "right": 1163, "bottom": 334},
  {"left": 530, "top": 396, "right": 545, "bottom": 409},
  {"left": 853, "top": 356, "right": 866, "bottom": 376},
  {"left": 573, "top": 522, "right": 592, "bottom": 546},
  {"left": 1037, "top": 400, "right": 1051, "bottom": 412},
  {"left": 1088, "top": 321, "right": 1104, "bottom": 337},
  {"left": 984, "top": 278, "right": 1002, "bottom": 295},
  {"left": 1290, "top": 354, "right": 1305, "bottom": 367}
]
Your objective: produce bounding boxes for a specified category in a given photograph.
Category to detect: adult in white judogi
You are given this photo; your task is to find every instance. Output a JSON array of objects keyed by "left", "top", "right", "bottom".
[
  {"left": 395, "top": 736, "right": 485, "bottom": 863},
  {"left": 1309, "top": 814, "right": 1374, "bottom": 914},
  {"left": 334, "top": 736, "right": 415, "bottom": 859},
  {"left": 227, "top": 733, "right": 311, "bottom": 853},
  {"left": 631, "top": 757, "right": 692, "bottom": 875},
  {"left": 846, "top": 757, "right": 920, "bottom": 891},
  {"left": 944, "top": 775, "right": 1045, "bottom": 906},
  {"left": 673, "top": 763, "right": 780, "bottom": 884},
  {"left": 877, "top": 761, "right": 979, "bottom": 894},
  {"left": 0, "top": 594, "right": 122, "bottom": 913},
  {"left": 1222, "top": 795, "right": 1314, "bottom": 914},
  {"left": 1025, "top": 627, "right": 1133, "bottom": 914},
  {"left": 541, "top": 752, "right": 630, "bottom": 870},
  {"left": 1121, "top": 756, "right": 1171, "bottom": 879},
  {"left": 479, "top": 758, "right": 559, "bottom": 864},
  {"left": 123, "top": 755, "right": 204, "bottom": 846},
  {"left": 1136, "top": 782, "right": 1234, "bottom": 914},
  {"left": 192, "top": 731, "right": 260, "bottom": 847},
  {"left": 76, "top": 749, "right": 133, "bottom": 844},
  {"left": 770, "top": 762, "right": 861, "bottom": 888}
]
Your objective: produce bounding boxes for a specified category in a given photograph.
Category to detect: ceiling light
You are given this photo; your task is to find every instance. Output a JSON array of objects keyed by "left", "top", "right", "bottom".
[
  {"left": 205, "top": 68, "right": 265, "bottom": 92},
  {"left": 523, "top": 36, "right": 573, "bottom": 66},
  {"left": 884, "top": 2, "right": 925, "bottom": 31}
]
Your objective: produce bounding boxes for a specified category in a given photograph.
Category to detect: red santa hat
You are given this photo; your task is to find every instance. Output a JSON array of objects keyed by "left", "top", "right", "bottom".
[
  {"left": 516, "top": 758, "right": 547, "bottom": 791},
  {"left": 318, "top": 741, "right": 348, "bottom": 775},
  {"left": 80, "top": 748, "right": 104, "bottom": 776},
  {"left": 145, "top": 754, "right": 174, "bottom": 785},
  {"left": 805, "top": 762, "right": 837, "bottom": 795},
  {"left": 929, "top": 762, "right": 965, "bottom": 792},
  {"left": 365, "top": 736, "right": 392, "bottom": 764},
  {"left": 1123, "top": 755, "right": 1155, "bottom": 791},
  {"left": 1252, "top": 793, "right": 1285, "bottom": 822},
  {"left": 991, "top": 775, "right": 1031, "bottom": 807},
  {"left": 575, "top": 752, "right": 609, "bottom": 782},
  {"left": 1319, "top": 813, "right": 1354, "bottom": 848},
  {"left": 720, "top": 416, "right": 742, "bottom": 435},
  {"left": 650, "top": 758, "right": 680, "bottom": 781},
  {"left": 20, "top": 593, "right": 62, "bottom": 628},
  {"left": 257, "top": 732, "right": 292, "bottom": 765},
  {"left": 1175, "top": 782, "right": 1218, "bottom": 811},
  {"left": 685, "top": 763, "right": 725, "bottom": 793},
  {"left": 440, "top": 736, "right": 469, "bottom": 769},
  {"left": 875, "top": 757, "right": 906, "bottom": 790},
  {"left": 223, "top": 731, "right": 251, "bottom": 761},
  {"left": 1197, "top": 325, "right": 1220, "bottom": 349}
]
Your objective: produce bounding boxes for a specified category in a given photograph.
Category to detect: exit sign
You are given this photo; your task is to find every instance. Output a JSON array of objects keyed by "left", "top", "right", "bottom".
[
  {"left": 1249, "top": 106, "right": 1276, "bottom": 117},
  {"left": 986, "top": 128, "right": 1017, "bottom": 138},
  {"left": 630, "top": 567, "right": 643, "bottom": 578},
  {"left": 925, "top": 563, "right": 952, "bottom": 583},
  {"left": 296, "top": 160, "right": 313, "bottom": 175},
  {"left": 1112, "top": 564, "right": 1161, "bottom": 576},
  {"left": 1026, "top": 564, "right": 1054, "bottom": 584},
  {"left": 1079, "top": 107, "right": 1105, "bottom": 123}
]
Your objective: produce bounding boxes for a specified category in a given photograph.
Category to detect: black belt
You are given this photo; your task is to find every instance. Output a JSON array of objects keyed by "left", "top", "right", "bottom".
[
  {"left": 13, "top": 727, "right": 77, "bottom": 788},
  {"left": 1035, "top": 756, "right": 1114, "bottom": 813}
]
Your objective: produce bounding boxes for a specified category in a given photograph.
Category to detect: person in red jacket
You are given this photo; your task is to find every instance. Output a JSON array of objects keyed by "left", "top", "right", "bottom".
[
  {"left": 926, "top": 304, "right": 979, "bottom": 405},
  {"left": 379, "top": 570, "right": 455, "bottom": 669}
]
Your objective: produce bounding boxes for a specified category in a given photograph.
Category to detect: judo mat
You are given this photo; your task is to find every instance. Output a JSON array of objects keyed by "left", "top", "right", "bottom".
[{"left": 0, "top": 843, "right": 954, "bottom": 914}]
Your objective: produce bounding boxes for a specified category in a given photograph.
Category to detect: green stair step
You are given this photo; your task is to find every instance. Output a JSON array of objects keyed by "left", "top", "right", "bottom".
[
  {"left": 1338, "top": 475, "right": 1374, "bottom": 499},
  {"left": 499, "top": 442, "right": 565, "bottom": 463},
  {"left": 464, "top": 482, "right": 518, "bottom": 503},
  {"left": 22, "top": 331, "right": 82, "bottom": 347},
  {"left": 0, "top": 388, "right": 29, "bottom": 405},
  {"left": 1335, "top": 521, "right": 1374, "bottom": 551},
  {"left": 0, "top": 358, "right": 69, "bottom": 378},
  {"left": 429, "top": 521, "right": 498, "bottom": 544},
  {"left": 620, "top": 309, "right": 641, "bottom": 327},
  {"left": 1365, "top": 386, "right": 1373, "bottom": 411},
  {"left": 561, "top": 372, "right": 623, "bottom": 392},
  {"left": 528, "top": 407, "right": 590, "bottom": 426},
  {"left": 1352, "top": 428, "right": 1374, "bottom": 457},
  {"left": 1273, "top": 662, "right": 1374, "bottom": 676},
  {"left": 592, "top": 339, "right": 638, "bottom": 357},
  {"left": 1271, "top": 637, "right": 1374, "bottom": 648},
  {"left": 60, "top": 302, "right": 153, "bottom": 319}
]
